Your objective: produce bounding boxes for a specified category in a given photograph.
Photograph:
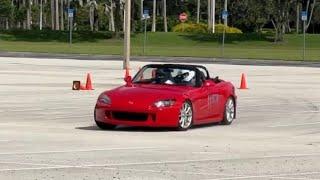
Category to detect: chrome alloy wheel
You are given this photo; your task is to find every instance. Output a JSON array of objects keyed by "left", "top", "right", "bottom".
[
  {"left": 178, "top": 102, "right": 193, "bottom": 129},
  {"left": 225, "top": 98, "right": 235, "bottom": 123}
]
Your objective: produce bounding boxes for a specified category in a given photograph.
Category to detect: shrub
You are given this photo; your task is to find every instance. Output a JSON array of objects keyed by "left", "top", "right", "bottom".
[
  {"left": 172, "top": 23, "right": 208, "bottom": 33},
  {"left": 172, "top": 23, "right": 243, "bottom": 34},
  {"left": 214, "top": 24, "right": 243, "bottom": 34}
]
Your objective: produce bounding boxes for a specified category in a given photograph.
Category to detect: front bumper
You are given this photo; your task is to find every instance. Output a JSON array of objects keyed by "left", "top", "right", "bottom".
[{"left": 95, "top": 104, "right": 181, "bottom": 127}]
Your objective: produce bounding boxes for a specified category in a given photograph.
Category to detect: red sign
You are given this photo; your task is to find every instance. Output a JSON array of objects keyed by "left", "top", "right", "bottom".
[{"left": 179, "top": 12, "right": 188, "bottom": 23}]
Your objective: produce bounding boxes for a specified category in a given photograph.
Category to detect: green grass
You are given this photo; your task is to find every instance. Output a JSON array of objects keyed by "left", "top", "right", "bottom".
[{"left": 0, "top": 31, "right": 319, "bottom": 61}]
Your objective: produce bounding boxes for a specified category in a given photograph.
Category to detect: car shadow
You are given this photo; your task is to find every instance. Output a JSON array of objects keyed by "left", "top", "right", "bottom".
[{"left": 76, "top": 122, "right": 221, "bottom": 132}]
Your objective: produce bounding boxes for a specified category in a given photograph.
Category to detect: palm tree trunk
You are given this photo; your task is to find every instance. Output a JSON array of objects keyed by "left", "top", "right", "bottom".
[
  {"left": 23, "top": 0, "right": 26, "bottom": 29},
  {"left": 197, "top": 0, "right": 200, "bottom": 23},
  {"left": 55, "top": 0, "right": 60, "bottom": 30},
  {"left": 296, "top": 2, "right": 300, "bottom": 33},
  {"left": 163, "top": 0, "right": 167, "bottom": 32},
  {"left": 6, "top": 18, "right": 9, "bottom": 30},
  {"left": 40, "top": 0, "right": 43, "bottom": 30},
  {"left": 110, "top": 0, "right": 115, "bottom": 32},
  {"left": 60, "top": 0, "right": 64, "bottom": 30},
  {"left": 151, "top": 0, "right": 156, "bottom": 32},
  {"left": 90, "top": 7, "right": 94, "bottom": 31},
  {"left": 51, "top": 0, "right": 55, "bottom": 30},
  {"left": 207, "top": 0, "right": 211, "bottom": 29},
  {"left": 27, "top": 0, "right": 31, "bottom": 30}
]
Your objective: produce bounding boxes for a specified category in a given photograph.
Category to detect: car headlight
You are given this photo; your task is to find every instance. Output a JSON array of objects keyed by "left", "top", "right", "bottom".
[
  {"left": 98, "top": 94, "right": 111, "bottom": 105},
  {"left": 154, "top": 99, "right": 176, "bottom": 108}
]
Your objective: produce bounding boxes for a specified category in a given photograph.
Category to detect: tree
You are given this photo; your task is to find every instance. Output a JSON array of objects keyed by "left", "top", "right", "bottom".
[
  {"left": 163, "top": 0, "right": 167, "bottom": 32},
  {"left": 104, "top": 0, "right": 115, "bottom": 32},
  {"left": 196, "top": 0, "right": 200, "bottom": 23},
  {"left": 152, "top": 0, "right": 156, "bottom": 32},
  {"left": 270, "top": 0, "right": 294, "bottom": 42},
  {"left": 0, "top": 0, "right": 13, "bottom": 29},
  {"left": 60, "top": 0, "right": 64, "bottom": 30},
  {"left": 304, "top": 0, "right": 317, "bottom": 31},
  {"left": 88, "top": 0, "right": 98, "bottom": 31}
]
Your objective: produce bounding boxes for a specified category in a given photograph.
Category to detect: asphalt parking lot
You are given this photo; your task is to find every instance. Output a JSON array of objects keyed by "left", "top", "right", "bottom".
[{"left": 0, "top": 57, "right": 320, "bottom": 180}]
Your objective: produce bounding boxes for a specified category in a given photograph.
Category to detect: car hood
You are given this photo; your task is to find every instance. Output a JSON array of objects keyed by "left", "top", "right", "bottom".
[{"left": 104, "top": 84, "right": 192, "bottom": 108}]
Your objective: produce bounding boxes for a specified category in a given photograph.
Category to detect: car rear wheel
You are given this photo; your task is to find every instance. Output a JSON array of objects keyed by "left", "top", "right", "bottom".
[
  {"left": 178, "top": 101, "right": 193, "bottom": 131},
  {"left": 94, "top": 109, "right": 116, "bottom": 130},
  {"left": 221, "top": 97, "right": 235, "bottom": 125}
]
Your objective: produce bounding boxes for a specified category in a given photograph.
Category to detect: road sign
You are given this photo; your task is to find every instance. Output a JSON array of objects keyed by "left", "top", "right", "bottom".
[
  {"left": 142, "top": 9, "right": 150, "bottom": 20},
  {"left": 222, "top": 10, "right": 228, "bottom": 20},
  {"left": 179, "top": 12, "right": 188, "bottom": 23},
  {"left": 301, "top": 11, "right": 307, "bottom": 21},
  {"left": 68, "top": 9, "right": 74, "bottom": 18}
]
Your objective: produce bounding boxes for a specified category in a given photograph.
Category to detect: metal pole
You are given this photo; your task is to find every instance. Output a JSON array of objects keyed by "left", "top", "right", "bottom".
[
  {"left": 69, "top": 17, "right": 73, "bottom": 47},
  {"left": 303, "top": 20, "right": 306, "bottom": 61},
  {"left": 143, "top": 18, "right": 147, "bottom": 55},
  {"left": 40, "top": 0, "right": 43, "bottom": 30},
  {"left": 123, "top": 0, "right": 131, "bottom": 69}
]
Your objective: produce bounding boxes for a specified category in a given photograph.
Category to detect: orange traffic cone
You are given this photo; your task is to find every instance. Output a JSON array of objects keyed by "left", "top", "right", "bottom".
[
  {"left": 124, "top": 68, "right": 130, "bottom": 79},
  {"left": 239, "top": 73, "right": 248, "bottom": 89},
  {"left": 80, "top": 84, "right": 87, "bottom": 90},
  {"left": 85, "top": 73, "right": 94, "bottom": 90}
]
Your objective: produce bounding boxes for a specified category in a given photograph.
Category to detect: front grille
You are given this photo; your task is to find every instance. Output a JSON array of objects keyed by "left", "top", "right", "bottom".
[{"left": 112, "top": 111, "right": 148, "bottom": 121}]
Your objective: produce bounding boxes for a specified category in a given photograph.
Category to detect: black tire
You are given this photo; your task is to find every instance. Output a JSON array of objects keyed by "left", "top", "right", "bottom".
[
  {"left": 177, "top": 101, "right": 193, "bottom": 131},
  {"left": 95, "top": 120, "right": 117, "bottom": 130},
  {"left": 94, "top": 109, "right": 116, "bottom": 130},
  {"left": 221, "top": 97, "right": 236, "bottom": 125}
]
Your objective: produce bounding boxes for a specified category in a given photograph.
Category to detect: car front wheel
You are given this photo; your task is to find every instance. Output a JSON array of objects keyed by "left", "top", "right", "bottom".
[
  {"left": 94, "top": 109, "right": 116, "bottom": 130},
  {"left": 178, "top": 101, "right": 193, "bottom": 131},
  {"left": 221, "top": 97, "right": 236, "bottom": 125}
]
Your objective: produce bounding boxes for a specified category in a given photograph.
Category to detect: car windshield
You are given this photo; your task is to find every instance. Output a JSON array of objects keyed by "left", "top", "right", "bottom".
[{"left": 133, "top": 67, "right": 197, "bottom": 87}]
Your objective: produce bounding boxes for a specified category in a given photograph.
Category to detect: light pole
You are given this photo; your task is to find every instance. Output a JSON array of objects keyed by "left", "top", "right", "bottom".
[{"left": 123, "top": 0, "right": 131, "bottom": 69}]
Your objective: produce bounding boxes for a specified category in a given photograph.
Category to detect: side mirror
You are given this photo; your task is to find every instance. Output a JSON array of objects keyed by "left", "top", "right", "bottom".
[{"left": 124, "top": 76, "right": 132, "bottom": 86}]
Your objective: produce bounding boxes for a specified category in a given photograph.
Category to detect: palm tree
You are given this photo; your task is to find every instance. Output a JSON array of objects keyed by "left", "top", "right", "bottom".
[
  {"left": 104, "top": 0, "right": 115, "bottom": 32},
  {"left": 55, "top": 0, "right": 59, "bottom": 30},
  {"left": 88, "top": 0, "right": 98, "bottom": 31},
  {"left": 60, "top": 0, "right": 64, "bottom": 30},
  {"left": 197, "top": 0, "right": 200, "bottom": 23},
  {"left": 26, "top": 0, "right": 31, "bottom": 30},
  {"left": 163, "top": 0, "right": 167, "bottom": 32},
  {"left": 51, "top": 0, "right": 54, "bottom": 30},
  {"left": 152, "top": 0, "right": 156, "bottom": 32}
]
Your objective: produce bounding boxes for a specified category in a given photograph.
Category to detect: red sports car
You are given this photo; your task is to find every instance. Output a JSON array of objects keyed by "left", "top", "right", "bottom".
[{"left": 94, "top": 64, "right": 236, "bottom": 130}]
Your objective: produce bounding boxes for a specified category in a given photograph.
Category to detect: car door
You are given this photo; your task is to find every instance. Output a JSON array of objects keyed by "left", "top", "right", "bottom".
[
  {"left": 207, "top": 83, "right": 225, "bottom": 120},
  {"left": 190, "top": 86, "right": 209, "bottom": 122}
]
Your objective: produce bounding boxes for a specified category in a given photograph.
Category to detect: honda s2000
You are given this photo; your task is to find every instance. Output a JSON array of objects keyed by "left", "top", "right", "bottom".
[{"left": 94, "top": 64, "right": 237, "bottom": 130}]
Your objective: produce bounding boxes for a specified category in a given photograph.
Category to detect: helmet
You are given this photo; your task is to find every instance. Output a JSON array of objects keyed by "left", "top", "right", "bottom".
[{"left": 180, "top": 69, "right": 195, "bottom": 82}]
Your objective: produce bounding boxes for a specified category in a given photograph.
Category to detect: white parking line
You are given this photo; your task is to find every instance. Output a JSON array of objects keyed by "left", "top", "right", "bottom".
[
  {"left": 268, "top": 122, "right": 320, "bottom": 128},
  {"left": 206, "top": 171, "right": 320, "bottom": 180},
  {"left": 0, "top": 147, "right": 163, "bottom": 156}
]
